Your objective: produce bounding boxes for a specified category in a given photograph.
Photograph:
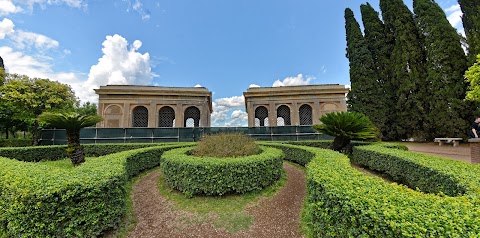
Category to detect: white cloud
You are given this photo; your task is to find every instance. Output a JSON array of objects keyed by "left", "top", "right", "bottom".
[
  {"left": 215, "top": 95, "right": 244, "bottom": 107},
  {"left": 127, "top": 0, "right": 150, "bottom": 20},
  {"left": 224, "top": 110, "right": 248, "bottom": 127},
  {"left": 249, "top": 84, "right": 260, "bottom": 88},
  {"left": 194, "top": 84, "right": 202, "bottom": 88},
  {"left": 272, "top": 74, "right": 314, "bottom": 87},
  {"left": 15, "top": 0, "right": 86, "bottom": 10},
  {"left": 0, "top": 18, "right": 14, "bottom": 39},
  {"left": 10, "top": 30, "right": 59, "bottom": 50},
  {"left": 0, "top": 0, "right": 22, "bottom": 16},
  {"left": 81, "top": 34, "right": 153, "bottom": 101},
  {"left": 445, "top": 4, "right": 464, "bottom": 34}
]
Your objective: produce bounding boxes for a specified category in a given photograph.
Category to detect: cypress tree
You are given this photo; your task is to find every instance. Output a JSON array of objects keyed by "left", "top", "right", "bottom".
[
  {"left": 458, "top": 0, "right": 480, "bottom": 63},
  {"left": 380, "top": 0, "right": 428, "bottom": 140},
  {"left": 414, "top": 0, "right": 470, "bottom": 139},
  {"left": 360, "top": 3, "right": 396, "bottom": 140},
  {"left": 345, "top": 8, "right": 382, "bottom": 132}
]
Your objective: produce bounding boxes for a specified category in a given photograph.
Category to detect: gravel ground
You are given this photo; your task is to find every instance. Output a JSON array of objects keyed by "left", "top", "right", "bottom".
[
  {"left": 402, "top": 142, "right": 471, "bottom": 162},
  {"left": 127, "top": 162, "right": 306, "bottom": 238}
]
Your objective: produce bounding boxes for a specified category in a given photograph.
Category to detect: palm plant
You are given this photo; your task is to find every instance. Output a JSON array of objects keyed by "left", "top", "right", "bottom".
[
  {"left": 39, "top": 112, "right": 102, "bottom": 166},
  {"left": 313, "top": 111, "right": 378, "bottom": 152}
]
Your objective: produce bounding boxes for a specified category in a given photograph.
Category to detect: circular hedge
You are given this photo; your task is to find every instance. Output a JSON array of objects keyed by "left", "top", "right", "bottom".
[{"left": 160, "top": 146, "right": 283, "bottom": 196}]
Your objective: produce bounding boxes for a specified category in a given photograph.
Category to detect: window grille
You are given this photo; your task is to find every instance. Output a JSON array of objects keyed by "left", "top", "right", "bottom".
[
  {"left": 255, "top": 106, "right": 268, "bottom": 127},
  {"left": 132, "top": 106, "right": 149, "bottom": 127},
  {"left": 299, "top": 104, "right": 313, "bottom": 125},
  {"left": 158, "top": 106, "right": 175, "bottom": 127},
  {"left": 184, "top": 106, "right": 200, "bottom": 127},
  {"left": 277, "top": 105, "right": 291, "bottom": 126}
]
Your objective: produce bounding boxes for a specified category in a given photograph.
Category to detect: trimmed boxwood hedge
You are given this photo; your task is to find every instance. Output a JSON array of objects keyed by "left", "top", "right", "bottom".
[
  {"left": 0, "top": 139, "right": 32, "bottom": 147},
  {"left": 0, "top": 143, "right": 163, "bottom": 162},
  {"left": 0, "top": 143, "right": 192, "bottom": 237},
  {"left": 265, "top": 142, "right": 480, "bottom": 237},
  {"left": 160, "top": 146, "right": 283, "bottom": 196}
]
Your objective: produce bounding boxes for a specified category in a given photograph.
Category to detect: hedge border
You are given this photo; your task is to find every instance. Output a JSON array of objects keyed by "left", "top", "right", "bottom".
[
  {"left": 264, "top": 142, "right": 480, "bottom": 237},
  {"left": 0, "top": 143, "right": 193, "bottom": 237},
  {"left": 160, "top": 146, "right": 283, "bottom": 196}
]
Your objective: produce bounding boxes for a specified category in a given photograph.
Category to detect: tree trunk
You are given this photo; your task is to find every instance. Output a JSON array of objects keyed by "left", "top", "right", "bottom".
[
  {"left": 32, "top": 119, "right": 39, "bottom": 146},
  {"left": 5, "top": 127, "right": 8, "bottom": 139},
  {"left": 330, "top": 136, "right": 351, "bottom": 152},
  {"left": 66, "top": 129, "right": 85, "bottom": 166}
]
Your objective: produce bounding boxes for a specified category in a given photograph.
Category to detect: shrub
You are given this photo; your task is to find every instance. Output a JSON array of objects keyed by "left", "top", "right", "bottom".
[
  {"left": 0, "top": 143, "right": 192, "bottom": 237},
  {"left": 192, "top": 132, "right": 260, "bottom": 158},
  {"left": 264, "top": 143, "right": 480, "bottom": 237},
  {"left": 0, "top": 139, "right": 32, "bottom": 147},
  {"left": 161, "top": 146, "right": 283, "bottom": 196},
  {"left": 0, "top": 143, "right": 162, "bottom": 162}
]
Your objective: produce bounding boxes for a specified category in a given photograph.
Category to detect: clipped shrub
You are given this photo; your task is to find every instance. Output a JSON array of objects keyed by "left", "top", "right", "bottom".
[
  {"left": 161, "top": 146, "right": 283, "bottom": 196},
  {"left": 265, "top": 143, "right": 480, "bottom": 237},
  {"left": 0, "top": 139, "right": 32, "bottom": 147},
  {"left": 0, "top": 143, "right": 191, "bottom": 237},
  {"left": 0, "top": 143, "right": 162, "bottom": 162},
  {"left": 192, "top": 132, "right": 260, "bottom": 158}
]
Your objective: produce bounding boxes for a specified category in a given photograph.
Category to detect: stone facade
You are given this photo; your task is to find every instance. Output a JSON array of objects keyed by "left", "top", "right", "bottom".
[
  {"left": 243, "top": 85, "right": 348, "bottom": 127},
  {"left": 95, "top": 85, "right": 212, "bottom": 128}
]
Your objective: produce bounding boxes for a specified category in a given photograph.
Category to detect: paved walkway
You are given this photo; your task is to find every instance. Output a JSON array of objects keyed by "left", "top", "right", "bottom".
[{"left": 401, "top": 142, "right": 471, "bottom": 162}]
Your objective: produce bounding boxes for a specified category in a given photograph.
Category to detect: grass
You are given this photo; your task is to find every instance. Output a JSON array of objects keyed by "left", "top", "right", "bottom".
[
  {"left": 38, "top": 158, "right": 75, "bottom": 168},
  {"left": 157, "top": 167, "right": 287, "bottom": 233}
]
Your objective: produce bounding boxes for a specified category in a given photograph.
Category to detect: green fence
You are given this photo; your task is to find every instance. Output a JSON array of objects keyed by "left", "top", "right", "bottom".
[{"left": 40, "top": 126, "right": 331, "bottom": 145}]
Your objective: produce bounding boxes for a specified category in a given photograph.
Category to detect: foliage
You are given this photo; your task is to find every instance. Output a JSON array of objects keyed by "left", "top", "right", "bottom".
[
  {"left": 414, "top": 0, "right": 471, "bottom": 139},
  {"left": 161, "top": 146, "right": 283, "bottom": 196},
  {"left": 192, "top": 132, "right": 260, "bottom": 158},
  {"left": 0, "top": 144, "right": 189, "bottom": 237},
  {"left": 0, "top": 139, "right": 32, "bottom": 147},
  {"left": 345, "top": 8, "right": 383, "bottom": 139},
  {"left": 458, "top": 0, "right": 480, "bottom": 64},
  {"left": 0, "top": 143, "right": 160, "bottom": 162},
  {"left": 466, "top": 54, "right": 480, "bottom": 102},
  {"left": 264, "top": 143, "right": 480, "bottom": 237},
  {"left": 0, "top": 76, "right": 77, "bottom": 145},
  {"left": 313, "top": 112, "right": 378, "bottom": 151},
  {"left": 76, "top": 101, "right": 97, "bottom": 116},
  {"left": 39, "top": 112, "right": 103, "bottom": 165}
]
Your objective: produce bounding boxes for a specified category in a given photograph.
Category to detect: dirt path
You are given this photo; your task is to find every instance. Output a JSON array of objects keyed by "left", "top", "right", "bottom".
[
  {"left": 402, "top": 142, "right": 471, "bottom": 162},
  {"left": 127, "top": 162, "right": 306, "bottom": 238}
]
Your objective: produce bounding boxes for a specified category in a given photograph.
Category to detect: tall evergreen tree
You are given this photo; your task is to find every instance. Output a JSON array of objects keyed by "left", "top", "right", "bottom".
[
  {"left": 380, "top": 0, "right": 428, "bottom": 139},
  {"left": 360, "top": 3, "right": 396, "bottom": 140},
  {"left": 414, "top": 0, "right": 470, "bottom": 139},
  {"left": 345, "top": 8, "right": 382, "bottom": 131},
  {"left": 458, "top": 0, "right": 480, "bottom": 63}
]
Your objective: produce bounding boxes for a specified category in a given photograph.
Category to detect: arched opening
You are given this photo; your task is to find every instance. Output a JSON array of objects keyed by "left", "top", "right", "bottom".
[
  {"left": 132, "top": 106, "right": 149, "bottom": 127},
  {"left": 255, "top": 106, "right": 269, "bottom": 127},
  {"left": 299, "top": 104, "right": 313, "bottom": 125},
  {"left": 276, "top": 105, "right": 291, "bottom": 126},
  {"left": 158, "top": 106, "right": 175, "bottom": 127},
  {"left": 104, "top": 104, "right": 123, "bottom": 128},
  {"left": 184, "top": 106, "right": 200, "bottom": 127}
]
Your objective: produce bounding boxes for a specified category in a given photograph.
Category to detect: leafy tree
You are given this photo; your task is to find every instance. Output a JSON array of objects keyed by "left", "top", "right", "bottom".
[
  {"left": 38, "top": 112, "right": 102, "bottom": 165},
  {"left": 380, "top": 0, "right": 428, "bottom": 140},
  {"left": 360, "top": 3, "right": 396, "bottom": 140},
  {"left": 466, "top": 54, "right": 480, "bottom": 102},
  {"left": 1, "top": 76, "right": 77, "bottom": 145},
  {"left": 313, "top": 111, "right": 378, "bottom": 152},
  {"left": 458, "top": 0, "right": 480, "bottom": 64},
  {"left": 0, "top": 68, "right": 5, "bottom": 86},
  {"left": 414, "top": 0, "right": 471, "bottom": 139},
  {"left": 76, "top": 102, "right": 97, "bottom": 116},
  {"left": 345, "top": 8, "right": 382, "bottom": 136}
]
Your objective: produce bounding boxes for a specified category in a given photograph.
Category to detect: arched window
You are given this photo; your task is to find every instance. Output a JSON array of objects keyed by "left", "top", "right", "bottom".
[
  {"left": 255, "top": 106, "right": 269, "bottom": 127},
  {"left": 104, "top": 105, "right": 123, "bottom": 128},
  {"left": 299, "top": 104, "right": 313, "bottom": 125},
  {"left": 184, "top": 106, "right": 200, "bottom": 127},
  {"left": 158, "top": 106, "right": 175, "bottom": 127},
  {"left": 276, "top": 105, "right": 291, "bottom": 126},
  {"left": 132, "top": 106, "right": 149, "bottom": 127}
]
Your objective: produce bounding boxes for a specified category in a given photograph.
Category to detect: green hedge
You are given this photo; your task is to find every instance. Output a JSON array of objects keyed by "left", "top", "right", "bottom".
[
  {"left": 265, "top": 143, "right": 480, "bottom": 237},
  {"left": 0, "top": 139, "right": 32, "bottom": 147},
  {"left": 0, "top": 143, "right": 163, "bottom": 162},
  {"left": 0, "top": 143, "right": 191, "bottom": 237},
  {"left": 161, "top": 146, "right": 283, "bottom": 196},
  {"left": 351, "top": 144, "right": 479, "bottom": 196}
]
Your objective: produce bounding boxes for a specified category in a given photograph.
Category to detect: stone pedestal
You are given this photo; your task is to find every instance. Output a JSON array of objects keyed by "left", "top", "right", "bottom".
[{"left": 468, "top": 138, "right": 480, "bottom": 164}]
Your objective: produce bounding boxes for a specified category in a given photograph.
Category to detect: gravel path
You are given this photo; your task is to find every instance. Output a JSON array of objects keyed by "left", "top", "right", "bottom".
[
  {"left": 402, "top": 142, "right": 471, "bottom": 162},
  {"left": 127, "top": 162, "right": 306, "bottom": 238}
]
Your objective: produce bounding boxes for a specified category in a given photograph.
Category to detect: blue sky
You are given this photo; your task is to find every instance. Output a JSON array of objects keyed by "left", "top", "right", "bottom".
[{"left": 0, "top": 0, "right": 463, "bottom": 126}]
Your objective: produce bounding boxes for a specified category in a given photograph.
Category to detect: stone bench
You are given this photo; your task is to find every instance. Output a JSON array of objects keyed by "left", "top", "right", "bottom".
[{"left": 434, "top": 138, "right": 463, "bottom": 147}]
